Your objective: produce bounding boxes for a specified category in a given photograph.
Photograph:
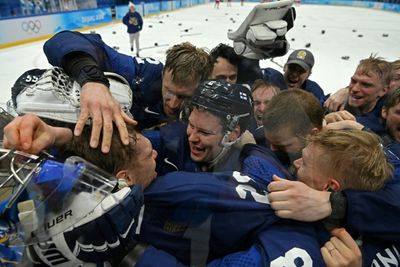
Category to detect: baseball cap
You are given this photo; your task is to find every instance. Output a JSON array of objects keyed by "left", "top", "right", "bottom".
[{"left": 286, "top": 49, "right": 314, "bottom": 71}]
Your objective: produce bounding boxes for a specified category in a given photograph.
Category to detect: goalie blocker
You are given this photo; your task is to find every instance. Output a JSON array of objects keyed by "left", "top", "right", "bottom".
[{"left": 228, "top": 0, "right": 296, "bottom": 60}]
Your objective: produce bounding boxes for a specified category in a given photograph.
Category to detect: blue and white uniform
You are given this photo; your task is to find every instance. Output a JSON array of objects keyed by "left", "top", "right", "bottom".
[{"left": 43, "top": 31, "right": 166, "bottom": 129}]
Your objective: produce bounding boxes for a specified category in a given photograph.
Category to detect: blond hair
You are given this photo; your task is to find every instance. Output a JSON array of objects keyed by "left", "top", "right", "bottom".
[
  {"left": 164, "top": 42, "right": 212, "bottom": 87},
  {"left": 308, "top": 129, "right": 393, "bottom": 191},
  {"left": 357, "top": 55, "right": 393, "bottom": 89}
]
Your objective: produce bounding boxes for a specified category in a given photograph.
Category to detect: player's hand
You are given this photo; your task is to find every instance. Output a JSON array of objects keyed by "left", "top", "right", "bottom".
[
  {"left": 234, "top": 130, "right": 256, "bottom": 149},
  {"left": 3, "top": 114, "right": 72, "bottom": 154},
  {"left": 324, "top": 87, "right": 348, "bottom": 112},
  {"left": 325, "top": 111, "right": 355, "bottom": 123},
  {"left": 321, "top": 228, "right": 362, "bottom": 267},
  {"left": 74, "top": 82, "right": 137, "bottom": 154},
  {"left": 267, "top": 175, "right": 332, "bottom": 221},
  {"left": 325, "top": 120, "right": 364, "bottom": 131}
]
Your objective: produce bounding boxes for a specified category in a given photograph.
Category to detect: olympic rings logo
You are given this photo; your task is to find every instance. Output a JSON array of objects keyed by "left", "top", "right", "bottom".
[{"left": 21, "top": 20, "right": 41, "bottom": 33}]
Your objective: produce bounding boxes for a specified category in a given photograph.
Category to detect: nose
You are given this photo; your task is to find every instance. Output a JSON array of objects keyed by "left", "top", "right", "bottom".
[
  {"left": 257, "top": 103, "right": 266, "bottom": 113},
  {"left": 269, "top": 144, "right": 279, "bottom": 151},
  {"left": 226, "top": 77, "right": 235, "bottom": 84},
  {"left": 168, "top": 95, "right": 183, "bottom": 110},
  {"left": 187, "top": 129, "right": 199, "bottom": 143}
]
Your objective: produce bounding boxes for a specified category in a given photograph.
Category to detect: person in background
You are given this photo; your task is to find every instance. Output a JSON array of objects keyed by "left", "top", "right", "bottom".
[
  {"left": 262, "top": 49, "right": 326, "bottom": 104},
  {"left": 324, "top": 55, "right": 394, "bottom": 114},
  {"left": 122, "top": 2, "right": 143, "bottom": 57},
  {"left": 252, "top": 79, "right": 280, "bottom": 128},
  {"left": 249, "top": 79, "right": 280, "bottom": 147},
  {"left": 389, "top": 59, "right": 400, "bottom": 92},
  {"left": 209, "top": 43, "right": 240, "bottom": 84}
]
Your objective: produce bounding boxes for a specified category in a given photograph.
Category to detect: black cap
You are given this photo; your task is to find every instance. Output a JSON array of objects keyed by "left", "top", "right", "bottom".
[{"left": 286, "top": 49, "right": 314, "bottom": 71}]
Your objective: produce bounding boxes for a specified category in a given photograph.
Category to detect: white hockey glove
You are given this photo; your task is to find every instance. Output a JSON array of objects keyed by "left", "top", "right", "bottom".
[
  {"left": 8, "top": 67, "right": 133, "bottom": 124},
  {"left": 228, "top": 0, "right": 296, "bottom": 59}
]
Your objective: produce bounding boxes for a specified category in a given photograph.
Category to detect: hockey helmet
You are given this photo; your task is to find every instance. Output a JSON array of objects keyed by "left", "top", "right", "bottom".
[
  {"left": 190, "top": 80, "right": 253, "bottom": 132},
  {"left": 0, "top": 147, "right": 117, "bottom": 246}
]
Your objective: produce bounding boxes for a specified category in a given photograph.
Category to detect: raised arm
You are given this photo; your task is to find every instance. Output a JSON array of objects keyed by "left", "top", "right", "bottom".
[
  {"left": 43, "top": 31, "right": 136, "bottom": 153},
  {"left": 3, "top": 114, "right": 72, "bottom": 154}
]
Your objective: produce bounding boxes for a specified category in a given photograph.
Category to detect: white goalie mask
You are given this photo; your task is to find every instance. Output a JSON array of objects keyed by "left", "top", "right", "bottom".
[{"left": 0, "top": 147, "right": 117, "bottom": 246}]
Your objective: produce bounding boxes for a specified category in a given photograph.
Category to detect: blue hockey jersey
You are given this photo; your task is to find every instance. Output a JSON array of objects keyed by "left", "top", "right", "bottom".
[
  {"left": 43, "top": 31, "right": 166, "bottom": 129},
  {"left": 262, "top": 67, "right": 326, "bottom": 105}
]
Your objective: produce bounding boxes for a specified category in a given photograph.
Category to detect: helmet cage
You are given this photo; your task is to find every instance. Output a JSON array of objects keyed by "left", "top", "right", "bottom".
[{"left": 0, "top": 148, "right": 117, "bottom": 246}]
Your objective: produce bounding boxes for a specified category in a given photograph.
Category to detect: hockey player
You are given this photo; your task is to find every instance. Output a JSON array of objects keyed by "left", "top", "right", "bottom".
[
  {"left": 41, "top": 30, "right": 212, "bottom": 153},
  {"left": 261, "top": 49, "right": 326, "bottom": 105},
  {"left": 2, "top": 112, "right": 290, "bottom": 266},
  {"left": 147, "top": 79, "right": 258, "bottom": 175},
  {"left": 261, "top": 89, "right": 400, "bottom": 265},
  {"left": 4, "top": 115, "right": 393, "bottom": 266},
  {"left": 40, "top": 0, "right": 296, "bottom": 154}
]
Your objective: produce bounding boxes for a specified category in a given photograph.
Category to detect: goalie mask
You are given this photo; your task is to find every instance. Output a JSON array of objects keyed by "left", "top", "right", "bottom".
[
  {"left": 7, "top": 67, "right": 133, "bottom": 124},
  {"left": 188, "top": 80, "right": 253, "bottom": 134},
  {"left": 228, "top": 0, "right": 296, "bottom": 60},
  {"left": 0, "top": 148, "right": 118, "bottom": 247}
]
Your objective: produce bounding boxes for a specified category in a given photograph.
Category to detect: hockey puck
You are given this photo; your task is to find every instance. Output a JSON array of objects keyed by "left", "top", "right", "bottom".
[
  {"left": 382, "top": 33, "right": 389, "bottom": 37},
  {"left": 352, "top": 29, "right": 357, "bottom": 32},
  {"left": 341, "top": 56, "right": 350, "bottom": 60},
  {"left": 228, "top": 29, "right": 232, "bottom": 32},
  {"left": 302, "top": 25, "right": 306, "bottom": 28},
  {"left": 178, "top": 23, "right": 182, "bottom": 26},
  {"left": 184, "top": 29, "right": 189, "bottom": 32},
  {"left": 291, "top": 38, "right": 295, "bottom": 41},
  {"left": 154, "top": 42, "right": 158, "bottom": 47},
  {"left": 321, "top": 30, "right": 325, "bottom": 34},
  {"left": 112, "top": 46, "right": 119, "bottom": 50},
  {"left": 305, "top": 43, "right": 311, "bottom": 48},
  {"left": 205, "top": 18, "right": 208, "bottom": 21},
  {"left": 149, "top": 25, "right": 153, "bottom": 28},
  {"left": 159, "top": 21, "right": 163, "bottom": 24},
  {"left": 112, "top": 31, "right": 116, "bottom": 34},
  {"left": 358, "top": 34, "right": 363, "bottom": 38}
]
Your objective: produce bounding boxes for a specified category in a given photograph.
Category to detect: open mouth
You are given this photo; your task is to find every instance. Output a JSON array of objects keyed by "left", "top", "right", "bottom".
[
  {"left": 350, "top": 94, "right": 363, "bottom": 101},
  {"left": 190, "top": 144, "right": 205, "bottom": 157}
]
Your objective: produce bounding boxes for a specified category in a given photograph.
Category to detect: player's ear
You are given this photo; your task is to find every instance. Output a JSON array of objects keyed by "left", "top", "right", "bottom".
[
  {"left": 326, "top": 178, "right": 341, "bottom": 192},
  {"left": 381, "top": 106, "right": 388, "bottom": 120},
  {"left": 116, "top": 169, "right": 134, "bottom": 187},
  {"left": 228, "top": 125, "right": 241, "bottom": 142}
]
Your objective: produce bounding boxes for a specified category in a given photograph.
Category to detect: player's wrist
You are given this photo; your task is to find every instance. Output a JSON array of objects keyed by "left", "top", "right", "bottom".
[{"left": 323, "top": 191, "right": 347, "bottom": 230}]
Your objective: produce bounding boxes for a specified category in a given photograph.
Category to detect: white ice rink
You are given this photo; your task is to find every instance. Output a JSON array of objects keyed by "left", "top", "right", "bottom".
[{"left": 0, "top": 2, "right": 399, "bottom": 108}]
